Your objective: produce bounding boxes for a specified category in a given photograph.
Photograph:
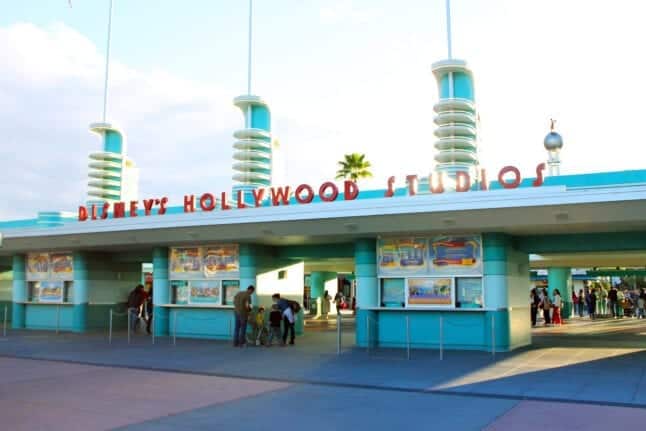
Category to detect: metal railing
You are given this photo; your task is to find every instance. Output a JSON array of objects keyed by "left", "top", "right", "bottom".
[{"left": 3, "top": 305, "right": 7, "bottom": 338}]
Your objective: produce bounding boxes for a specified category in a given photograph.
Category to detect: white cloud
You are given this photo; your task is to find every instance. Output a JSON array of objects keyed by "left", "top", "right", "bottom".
[{"left": 0, "top": 22, "right": 239, "bottom": 219}]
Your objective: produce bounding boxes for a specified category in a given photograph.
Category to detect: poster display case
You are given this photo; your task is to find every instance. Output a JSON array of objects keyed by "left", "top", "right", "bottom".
[{"left": 377, "top": 235, "right": 483, "bottom": 309}]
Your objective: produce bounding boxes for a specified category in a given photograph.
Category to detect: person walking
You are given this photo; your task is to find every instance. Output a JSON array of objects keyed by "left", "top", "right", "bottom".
[
  {"left": 598, "top": 286, "right": 607, "bottom": 317},
  {"left": 282, "top": 302, "right": 296, "bottom": 345},
  {"left": 145, "top": 287, "right": 153, "bottom": 335},
  {"left": 267, "top": 304, "right": 283, "bottom": 346},
  {"left": 233, "top": 285, "right": 255, "bottom": 347},
  {"left": 322, "top": 290, "right": 331, "bottom": 319},
  {"left": 530, "top": 288, "right": 539, "bottom": 327},
  {"left": 540, "top": 288, "right": 551, "bottom": 326},
  {"left": 608, "top": 286, "right": 619, "bottom": 318},
  {"left": 334, "top": 291, "right": 343, "bottom": 315},
  {"left": 586, "top": 288, "right": 597, "bottom": 320},
  {"left": 127, "top": 284, "right": 145, "bottom": 333},
  {"left": 636, "top": 289, "right": 646, "bottom": 319},
  {"left": 552, "top": 289, "right": 563, "bottom": 325},
  {"left": 577, "top": 289, "right": 585, "bottom": 317},
  {"left": 572, "top": 290, "right": 579, "bottom": 318}
]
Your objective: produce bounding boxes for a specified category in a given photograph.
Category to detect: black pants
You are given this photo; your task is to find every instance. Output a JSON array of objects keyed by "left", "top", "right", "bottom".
[
  {"left": 146, "top": 312, "right": 152, "bottom": 334},
  {"left": 282, "top": 316, "right": 295, "bottom": 344},
  {"left": 531, "top": 306, "right": 537, "bottom": 326}
]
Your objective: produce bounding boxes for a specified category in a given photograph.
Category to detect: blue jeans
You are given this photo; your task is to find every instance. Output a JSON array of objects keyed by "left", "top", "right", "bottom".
[
  {"left": 128, "top": 308, "right": 139, "bottom": 332},
  {"left": 233, "top": 313, "right": 248, "bottom": 346}
]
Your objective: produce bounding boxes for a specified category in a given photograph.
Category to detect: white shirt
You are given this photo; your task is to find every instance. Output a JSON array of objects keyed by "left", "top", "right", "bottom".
[
  {"left": 283, "top": 306, "right": 294, "bottom": 324},
  {"left": 553, "top": 294, "right": 562, "bottom": 308}
]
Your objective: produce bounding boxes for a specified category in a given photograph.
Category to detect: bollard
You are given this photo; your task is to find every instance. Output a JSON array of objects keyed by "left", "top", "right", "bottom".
[
  {"left": 56, "top": 305, "right": 60, "bottom": 335},
  {"left": 439, "top": 315, "right": 444, "bottom": 361},
  {"left": 109, "top": 309, "right": 113, "bottom": 344},
  {"left": 336, "top": 313, "right": 341, "bottom": 355},
  {"left": 127, "top": 309, "right": 131, "bottom": 345},
  {"left": 406, "top": 316, "right": 411, "bottom": 360},
  {"left": 3, "top": 305, "right": 7, "bottom": 338},
  {"left": 491, "top": 314, "right": 496, "bottom": 358},
  {"left": 366, "top": 316, "right": 370, "bottom": 354},
  {"left": 173, "top": 312, "right": 177, "bottom": 346}
]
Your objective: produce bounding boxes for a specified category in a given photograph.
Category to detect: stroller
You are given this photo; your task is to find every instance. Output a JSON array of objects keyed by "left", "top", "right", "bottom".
[{"left": 247, "top": 308, "right": 268, "bottom": 346}]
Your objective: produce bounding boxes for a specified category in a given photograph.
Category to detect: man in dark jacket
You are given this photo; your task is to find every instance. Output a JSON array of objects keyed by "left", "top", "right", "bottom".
[
  {"left": 127, "top": 284, "right": 145, "bottom": 332},
  {"left": 608, "top": 286, "right": 619, "bottom": 318},
  {"left": 233, "top": 285, "right": 255, "bottom": 347}
]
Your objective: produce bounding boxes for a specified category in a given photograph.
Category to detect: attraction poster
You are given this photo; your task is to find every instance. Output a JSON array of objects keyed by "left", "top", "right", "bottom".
[
  {"left": 429, "top": 235, "right": 482, "bottom": 276},
  {"left": 170, "top": 247, "right": 202, "bottom": 279},
  {"left": 381, "top": 278, "right": 405, "bottom": 307},
  {"left": 38, "top": 281, "right": 64, "bottom": 303},
  {"left": 456, "top": 277, "right": 483, "bottom": 308},
  {"left": 172, "top": 281, "right": 189, "bottom": 305},
  {"left": 223, "top": 280, "right": 240, "bottom": 305},
  {"left": 50, "top": 254, "right": 74, "bottom": 280},
  {"left": 203, "top": 244, "right": 239, "bottom": 278},
  {"left": 377, "top": 238, "right": 428, "bottom": 276},
  {"left": 26, "top": 253, "right": 50, "bottom": 280},
  {"left": 189, "top": 280, "right": 220, "bottom": 305},
  {"left": 407, "top": 278, "right": 452, "bottom": 306}
]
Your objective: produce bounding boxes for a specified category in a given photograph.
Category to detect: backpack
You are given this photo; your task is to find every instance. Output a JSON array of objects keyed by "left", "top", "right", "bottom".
[{"left": 288, "top": 300, "right": 301, "bottom": 313}]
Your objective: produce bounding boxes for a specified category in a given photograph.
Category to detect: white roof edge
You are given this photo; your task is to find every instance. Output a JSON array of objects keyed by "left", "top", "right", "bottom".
[{"left": 4, "top": 184, "right": 646, "bottom": 239}]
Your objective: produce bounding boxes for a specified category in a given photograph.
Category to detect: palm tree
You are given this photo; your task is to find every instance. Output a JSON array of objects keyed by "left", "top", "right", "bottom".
[{"left": 335, "top": 153, "right": 373, "bottom": 182}]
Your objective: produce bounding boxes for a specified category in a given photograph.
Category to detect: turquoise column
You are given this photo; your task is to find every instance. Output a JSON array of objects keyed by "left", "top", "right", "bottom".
[
  {"left": 355, "top": 238, "right": 378, "bottom": 348},
  {"left": 239, "top": 244, "right": 258, "bottom": 300},
  {"left": 11, "top": 254, "right": 26, "bottom": 329},
  {"left": 482, "top": 233, "right": 512, "bottom": 351},
  {"left": 72, "top": 251, "right": 88, "bottom": 332},
  {"left": 153, "top": 247, "right": 170, "bottom": 336},
  {"left": 548, "top": 267, "right": 572, "bottom": 319}
]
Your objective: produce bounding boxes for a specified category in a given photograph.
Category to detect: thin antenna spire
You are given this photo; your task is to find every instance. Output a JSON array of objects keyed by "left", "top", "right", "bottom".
[
  {"left": 247, "top": 0, "right": 253, "bottom": 95},
  {"left": 445, "top": 0, "right": 453, "bottom": 59},
  {"left": 102, "top": 0, "right": 114, "bottom": 123}
]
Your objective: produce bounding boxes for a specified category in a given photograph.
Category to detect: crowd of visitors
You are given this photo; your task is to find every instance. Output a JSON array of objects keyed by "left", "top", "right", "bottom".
[{"left": 531, "top": 283, "right": 646, "bottom": 326}]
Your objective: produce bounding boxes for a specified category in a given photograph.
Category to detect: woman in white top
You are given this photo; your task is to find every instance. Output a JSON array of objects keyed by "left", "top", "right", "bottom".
[{"left": 552, "top": 289, "right": 563, "bottom": 325}]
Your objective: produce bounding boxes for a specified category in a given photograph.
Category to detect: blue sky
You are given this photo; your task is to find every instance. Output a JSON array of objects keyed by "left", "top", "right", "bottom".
[{"left": 1, "top": 0, "right": 645, "bottom": 218}]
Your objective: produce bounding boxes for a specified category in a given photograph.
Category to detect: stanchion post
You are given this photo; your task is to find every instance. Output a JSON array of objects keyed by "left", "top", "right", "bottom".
[
  {"left": 491, "top": 314, "right": 496, "bottom": 358},
  {"left": 406, "top": 315, "right": 411, "bottom": 360},
  {"left": 3, "top": 305, "right": 7, "bottom": 338},
  {"left": 173, "top": 312, "right": 177, "bottom": 346},
  {"left": 56, "top": 304, "right": 60, "bottom": 335},
  {"left": 336, "top": 313, "right": 341, "bottom": 355},
  {"left": 127, "top": 309, "right": 131, "bottom": 345},
  {"left": 151, "top": 314, "right": 155, "bottom": 345},
  {"left": 366, "top": 316, "right": 370, "bottom": 354},
  {"left": 439, "top": 315, "right": 444, "bottom": 361},
  {"left": 109, "top": 309, "right": 113, "bottom": 344}
]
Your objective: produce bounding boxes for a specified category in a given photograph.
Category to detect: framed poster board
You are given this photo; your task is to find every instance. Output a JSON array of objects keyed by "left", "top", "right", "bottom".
[
  {"left": 407, "top": 277, "right": 453, "bottom": 307},
  {"left": 170, "top": 248, "right": 202, "bottom": 279},
  {"left": 26, "top": 253, "right": 51, "bottom": 281},
  {"left": 456, "top": 277, "right": 483, "bottom": 308},
  {"left": 380, "top": 278, "right": 405, "bottom": 307},
  {"left": 38, "top": 281, "right": 64, "bottom": 303},
  {"left": 189, "top": 280, "right": 221, "bottom": 305},
  {"left": 203, "top": 245, "right": 239, "bottom": 278},
  {"left": 171, "top": 280, "right": 190, "bottom": 305},
  {"left": 429, "top": 235, "right": 482, "bottom": 276},
  {"left": 50, "top": 254, "right": 74, "bottom": 281},
  {"left": 377, "top": 238, "right": 428, "bottom": 276}
]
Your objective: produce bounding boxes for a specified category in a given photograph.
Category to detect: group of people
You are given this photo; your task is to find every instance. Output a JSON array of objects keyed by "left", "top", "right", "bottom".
[
  {"left": 530, "top": 287, "right": 563, "bottom": 326},
  {"left": 531, "top": 284, "right": 646, "bottom": 326},
  {"left": 127, "top": 284, "right": 153, "bottom": 334},
  {"left": 572, "top": 285, "right": 646, "bottom": 319},
  {"left": 232, "top": 285, "right": 300, "bottom": 348}
]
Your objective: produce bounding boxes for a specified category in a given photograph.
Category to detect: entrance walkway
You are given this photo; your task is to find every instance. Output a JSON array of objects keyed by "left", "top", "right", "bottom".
[{"left": 1, "top": 318, "right": 646, "bottom": 409}]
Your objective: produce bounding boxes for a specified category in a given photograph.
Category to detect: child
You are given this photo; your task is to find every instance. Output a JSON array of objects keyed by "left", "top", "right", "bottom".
[
  {"left": 254, "top": 306, "right": 266, "bottom": 346},
  {"left": 267, "top": 304, "right": 282, "bottom": 347}
]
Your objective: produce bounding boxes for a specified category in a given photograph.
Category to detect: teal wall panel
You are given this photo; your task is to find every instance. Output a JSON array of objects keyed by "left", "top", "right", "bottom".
[
  {"left": 153, "top": 247, "right": 169, "bottom": 336},
  {"left": 170, "top": 308, "right": 234, "bottom": 340},
  {"left": 25, "top": 304, "right": 74, "bottom": 331},
  {"left": 11, "top": 254, "right": 26, "bottom": 329}
]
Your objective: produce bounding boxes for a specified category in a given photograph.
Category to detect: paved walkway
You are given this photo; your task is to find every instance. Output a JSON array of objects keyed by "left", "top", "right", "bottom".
[{"left": 1, "top": 318, "right": 646, "bottom": 429}]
